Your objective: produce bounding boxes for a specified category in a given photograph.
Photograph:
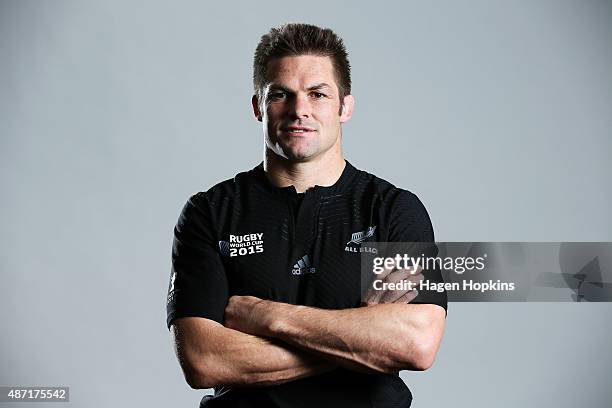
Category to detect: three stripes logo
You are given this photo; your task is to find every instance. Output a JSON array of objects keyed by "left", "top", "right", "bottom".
[
  {"left": 291, "top": 254, "right": 316, "bottom": 275},
  {"left": 346, "top": 226, "right": 377, "bottom": 245}
]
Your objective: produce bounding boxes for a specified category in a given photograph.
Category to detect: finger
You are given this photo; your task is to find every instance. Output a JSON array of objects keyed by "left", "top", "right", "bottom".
[
  {"left": 384, "top": 271, "right": 423, "bottom": 286},
  {"left": 378, "top": 281, "right": 418, "bottom": 303},
  {"left": 404, "top": 272, "right": 424, "bottom": 286},
  {"left": 375, "top": 264, "right": 397, "bottom": 281},
  {"left": 392, "top": 272, "right": 423, "bottom": 288},
  {"left": 364, "top": 284, "right": 383, "bottom": 305},
  {"left": 374, "top": 272, "right": 421, "bottom": 303},
  {"left": 409, "top": 264, "right": 422, "bottom": 275},
  {"left": 384, "top": 270, "right": 411, "bottom": 284},
  {"left": 365, "top": 268, "right": 422, "bottom": 305},
  {"left": 394, "top": 289, "right": 419, "bottom": 304}
]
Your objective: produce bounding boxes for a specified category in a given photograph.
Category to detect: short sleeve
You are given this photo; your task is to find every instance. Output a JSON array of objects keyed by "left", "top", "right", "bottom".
[
  {"left": 166, "top": 193, "right": 229, "bottom": 329},
  {"left": 388, "top": 190, "right": 448, "bottom": 314}
]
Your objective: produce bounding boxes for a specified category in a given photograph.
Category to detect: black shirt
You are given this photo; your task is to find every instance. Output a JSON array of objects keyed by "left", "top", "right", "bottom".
[{"left": 167, "top": 161, "right": 447, "bottom": 408}]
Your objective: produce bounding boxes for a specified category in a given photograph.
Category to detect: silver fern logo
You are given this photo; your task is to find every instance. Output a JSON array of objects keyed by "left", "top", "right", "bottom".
[{"left": 347, "top": 226, "right": 377, "bottom": 245}]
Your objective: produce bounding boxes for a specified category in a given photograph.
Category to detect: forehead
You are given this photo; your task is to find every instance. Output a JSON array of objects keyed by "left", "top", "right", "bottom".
[{"left": 266, "top": 55, "right": 337, "bottom": 88}]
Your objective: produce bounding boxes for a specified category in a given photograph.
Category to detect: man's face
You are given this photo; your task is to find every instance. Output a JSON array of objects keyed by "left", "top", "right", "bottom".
[{"left": 253, "top": 55, "right": 353, "bottom": 162}]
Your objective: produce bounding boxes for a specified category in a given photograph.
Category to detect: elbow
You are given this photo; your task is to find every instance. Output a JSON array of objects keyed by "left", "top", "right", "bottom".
[
  {"left": 393, "top": 310, "right": 445, "bottom": 372},
  {"left": 389, "top": 342, "right": 438, "bottom": 372},
  {"left": 409, "top": 346, "right": 436, "bottom": 371},
  {"left": 185, "top": 373, "right": 215, "bottom": 390},
  {"left": 185, "top": 371, "right": 219, "bottom": 390},
  {"left": 182, "top": 362, "right": 221, "bottom": 389}
]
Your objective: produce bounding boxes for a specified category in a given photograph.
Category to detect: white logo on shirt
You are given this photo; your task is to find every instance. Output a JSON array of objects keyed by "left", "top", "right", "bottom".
[
  {"left": 219, "top": 232, "right": 264, "bottom": 257},
  {"left": 345, "top": 226, "right": 378, "bottom": 253},
  {"left": 347, "top": 226, "right": 377, "bottom": 245},
  {"left": 291, "top": 254, "right": 316, "bottom": 275},
  {"left": 169, "top": 272, "right": 176, "bottom": 292}
]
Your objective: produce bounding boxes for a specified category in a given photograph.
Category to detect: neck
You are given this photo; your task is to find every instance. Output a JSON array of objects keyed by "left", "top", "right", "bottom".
[{"left": 263, "top": 149, "right": 346, "bottom": 193}]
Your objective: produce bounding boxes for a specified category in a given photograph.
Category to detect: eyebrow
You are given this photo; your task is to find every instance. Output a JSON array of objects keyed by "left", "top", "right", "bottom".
[
  {"left": 306, "top": 83, "right": 333, "bottom": 91},
  {"left": 268, "top": 83, "right": 333, "bottom": 93}
]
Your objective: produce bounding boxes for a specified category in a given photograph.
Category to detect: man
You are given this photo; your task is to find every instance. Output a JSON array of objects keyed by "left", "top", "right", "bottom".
[{"left": 166, "top": 23, "right": 447, "bottom": 407}]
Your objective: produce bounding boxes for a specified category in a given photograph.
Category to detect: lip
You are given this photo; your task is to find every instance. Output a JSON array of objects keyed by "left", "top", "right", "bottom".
[{"left": 281, "top": 126, "right": 317, "bottom": 136}]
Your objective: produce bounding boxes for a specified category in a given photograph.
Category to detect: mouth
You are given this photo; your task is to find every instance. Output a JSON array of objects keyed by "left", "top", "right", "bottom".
[{"left": 282, "top": 126, "right": 317, "bottom": 136}]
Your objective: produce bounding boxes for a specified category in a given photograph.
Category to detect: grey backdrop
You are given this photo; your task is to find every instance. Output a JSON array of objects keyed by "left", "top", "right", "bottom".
[{"left": 1, "top": 0, "right": 611, "bottom": 407}]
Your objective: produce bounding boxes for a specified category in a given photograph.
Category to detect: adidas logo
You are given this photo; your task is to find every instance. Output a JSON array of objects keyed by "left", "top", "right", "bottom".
[
  {"left": 347, "top": 226, "right": 377, "bottom": 245},
  {"left": 291, "top": 254, "right": 316, "bottom": 275}
]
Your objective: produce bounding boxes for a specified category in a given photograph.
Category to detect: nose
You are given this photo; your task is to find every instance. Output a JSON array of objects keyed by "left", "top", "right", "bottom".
[{"left": 289, "top": 93, "right": 311, "bottom": 119}]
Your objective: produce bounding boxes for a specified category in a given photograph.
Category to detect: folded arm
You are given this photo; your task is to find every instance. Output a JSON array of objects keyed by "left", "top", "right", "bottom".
[
  {"left": 225, "top": 297, "right": 446, "bottom": 373},
  {"left": 170, "top": 316, "right": 336, "bottom": 389}
]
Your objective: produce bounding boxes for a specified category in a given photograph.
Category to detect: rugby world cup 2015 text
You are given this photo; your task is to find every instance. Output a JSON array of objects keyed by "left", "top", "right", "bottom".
[{"left": 228, "top": 233, "right": 264, "bottom": 257}]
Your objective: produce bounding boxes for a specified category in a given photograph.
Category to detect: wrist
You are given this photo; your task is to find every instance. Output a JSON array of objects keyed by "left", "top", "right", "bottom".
[{"left": 264, "top": 301, "right": 299, "bottom": 338}]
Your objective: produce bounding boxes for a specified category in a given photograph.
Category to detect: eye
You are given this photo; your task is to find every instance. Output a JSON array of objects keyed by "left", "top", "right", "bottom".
[
  {"left": 269, "top": 91, "right": 287, "bottom": 101},
  {"left": 311, "top": 92, "right": 326, "bottom": 99}
]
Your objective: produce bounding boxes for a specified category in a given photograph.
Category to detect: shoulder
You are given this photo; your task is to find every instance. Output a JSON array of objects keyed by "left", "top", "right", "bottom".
[
  {"left": 176, "top": 166, "right": 260, "bottom": 228},
  {"left": 350, "top": 164, "right": 434, "bottom": 240},
  {"left": 187, "top": 165, "right": 260, "bottom": 208},
  {"left": 350, "top": 164, "right": 427, "bottom": 209}
]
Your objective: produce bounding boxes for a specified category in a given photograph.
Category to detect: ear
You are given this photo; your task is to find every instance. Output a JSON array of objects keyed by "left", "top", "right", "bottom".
[
  {"left": 252, "top": 95, "right": 263, "bottom": 122},
  {"left": 339, "top": 94, "right": 354, "bottom": 123}
]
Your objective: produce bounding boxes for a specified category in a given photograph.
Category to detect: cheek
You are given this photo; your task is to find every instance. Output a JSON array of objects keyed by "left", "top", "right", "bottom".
[
  {"left": 319, "top": 111, "right": 341, "bottom": 131},
  {"left": 265, "top": 108, "right": 284, "bottom": 125},
  {"left": 266, "top": 102, "right": 286, "bottom": 115},
  {"left": 315, "top": 103, "right": 341, "bottom": 123}
]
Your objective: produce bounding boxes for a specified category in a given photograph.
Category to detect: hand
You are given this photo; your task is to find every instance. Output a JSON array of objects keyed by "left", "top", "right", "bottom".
[
  {"left": 224, "top": 295, "right": 276, "bottom": 336},
  {"left": 363, "top": 264, "right": 423, "bottom": 306}
]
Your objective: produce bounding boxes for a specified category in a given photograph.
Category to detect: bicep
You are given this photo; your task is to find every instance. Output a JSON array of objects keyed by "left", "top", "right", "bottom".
[
  {"left": 387, "top": 190, "right": 448, "bottom": 315},
  {"left": 166, "top": 194, "right": 229, "bottom": 328}
]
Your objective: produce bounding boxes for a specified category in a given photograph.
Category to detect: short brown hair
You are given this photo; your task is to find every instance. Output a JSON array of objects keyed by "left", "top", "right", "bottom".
[{"left": 253, "top": 23, "right": 351, "bottom": 104}]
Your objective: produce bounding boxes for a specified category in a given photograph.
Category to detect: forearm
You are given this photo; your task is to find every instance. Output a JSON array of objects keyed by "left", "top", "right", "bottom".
[
  {"left": 172, "top": 317, "right": 335, "bottom": 389},
  {"left": 263, "top": 303, "right": 443, "bottom": 373}
]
